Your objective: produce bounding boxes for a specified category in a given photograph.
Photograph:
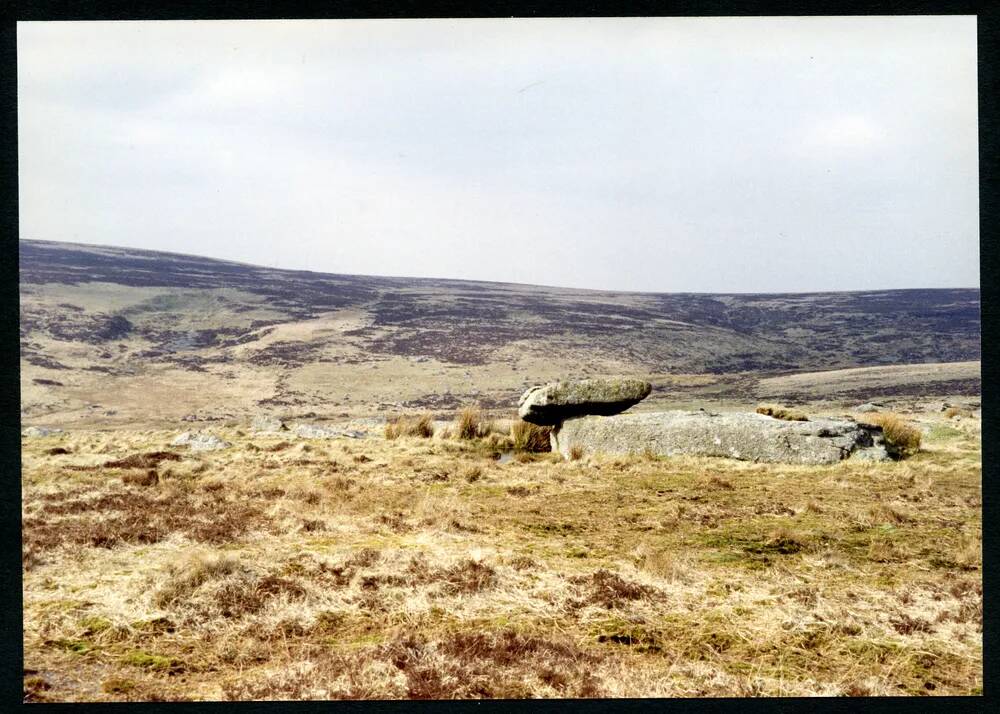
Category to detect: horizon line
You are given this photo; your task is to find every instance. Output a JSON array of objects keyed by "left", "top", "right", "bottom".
[{"left": 19, "top": 237, "right": 982, "bottom": 298}]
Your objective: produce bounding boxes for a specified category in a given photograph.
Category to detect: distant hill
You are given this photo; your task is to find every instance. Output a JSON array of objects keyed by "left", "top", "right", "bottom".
[{"left": 19, "top": 239, "right": 981, "bottom": 426}]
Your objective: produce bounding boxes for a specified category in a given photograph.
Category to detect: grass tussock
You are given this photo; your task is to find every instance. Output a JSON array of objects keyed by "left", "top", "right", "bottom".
[
  {"left": 153, "top": 551, "right": 245, "bottom": 608},
  {"left": 153, "top": 551, "right": 307, "bottom": 623},
  {"left": 944, "top": 406, "right": 973, "bottom": 419},
  {"left": 510, "top": 420, "right": 552, "bottom": 453},
  {"left": 455, "top": 407, "right": 486, "bottom": 440},
  {"left": 860, "top": 412, "right": 922, "bottom": 458},
  {"left": 121, "top": 469, "right": 159, "bottom": 487},
  {"left": 570, "top": 569, "right": 659, "bottom": 609},
  {"left": 385, "top": 413, "right": 435, "bottom": 440},
  {"left": 755, "top": 404, "right": 808, "bottom": 421}
]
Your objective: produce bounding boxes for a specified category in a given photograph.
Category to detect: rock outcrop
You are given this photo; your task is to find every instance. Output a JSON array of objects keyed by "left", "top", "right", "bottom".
[
  {"left": 22, "top": 426, "right": 64, "bottom": 437},
  {"left": 853, "top": 402, "right": 883, "bottom": 413},
  {"left": 292, "top": 423, "right": 365, "bottom": 439},
  {"left": 551, "top": 410, "right": 890, "bottom": 464},
  {"left": 518, "top": 378, "right": 652, "bottom": 426},
  {"left": 170, "top": 431, "right": 231, "bottom": 451},
  {"left": 252, "top": 414, "right": 288, "bottom": 433}
]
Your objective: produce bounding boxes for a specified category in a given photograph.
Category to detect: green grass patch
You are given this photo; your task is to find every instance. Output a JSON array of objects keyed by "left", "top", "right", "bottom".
[
  {"left": 926, "top": 425, "right": 965, "bottom": 442},
  {"left": 80, "top": 616, "right": 112, "bottom": 635},
  {"left": 48, "top": 638, "right": 94, "bottom": 655},
  {"left": 121, "top": 650, "right": 184, "bottom": 672}
]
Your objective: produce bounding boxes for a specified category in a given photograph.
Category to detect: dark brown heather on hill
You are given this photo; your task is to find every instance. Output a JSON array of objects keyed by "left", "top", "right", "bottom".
[{"left": 20, "top": 239, "right": 979, "bottom": 375}]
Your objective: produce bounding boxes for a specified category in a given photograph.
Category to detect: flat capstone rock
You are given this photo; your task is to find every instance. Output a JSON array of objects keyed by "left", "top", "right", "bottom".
[{"left": 518, "top": 377, "right": 652, "bottom": 426}]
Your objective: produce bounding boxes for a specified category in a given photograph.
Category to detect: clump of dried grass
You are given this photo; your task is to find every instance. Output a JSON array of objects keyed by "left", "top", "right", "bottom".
[
  {"left": 867, "top": 503, "right": 912, "bottom": 525},
  {"left": 510, "top": 420, "right": 551, "bottom": 453},
  {"left": 954, "top": 530, "right": 982, "bottom": 570},
  {"left": 480, "top": 432, "right": 514, "bottom": 453},
  {"left": 943, "top": 406, "right": 973, "bottom": 419},
  {"left": 454, "top": 407, "right": 503, "bottom": 440},
  {"left": 122, "top": 469, "right": 159, "bottom": 487},
  {"left": 441, "top": 559, "right": 497, "bottom": 594},
  {"left": 385, "top": 414, "right": 435, "bottom": 440},
  {"left": 153, "top": 551, "right": 246, "bottom": 608},
  {"left": 570, "top": 569, "right": 658, "bottom": 609},
  {"left": 860, "top": 412, "right": 922, "bottom": 458},
  {"left": 633, "top": 544, "right": 690, "bottom": 583},
  {"left": 455, "top": 407, "right": 482, "bottom": 440},
  {"left": 706, "top": 475, "right": 734, "bottom": 490},
  {"left": 755, "top": 404, "right": 808, "bottom": 421},
  {"left": 461, "top": 465, "right": 482, "bottom": 483},
  {"left": 154, "top": 551, "right": 307, "bottom": 623}
]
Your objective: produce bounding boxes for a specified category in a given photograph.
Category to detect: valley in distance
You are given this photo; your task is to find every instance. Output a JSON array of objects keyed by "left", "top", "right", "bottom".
[{"left": 21, "top": 239, "right": 982, "bottom": 700}]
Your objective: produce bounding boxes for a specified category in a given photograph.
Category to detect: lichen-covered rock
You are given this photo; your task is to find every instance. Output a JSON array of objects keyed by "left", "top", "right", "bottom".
[
  {"left": 518, "top": 378, "right": 652, "bottom": 425},
  {"left": 22, "top": 426, "right": 63, "bottom": 438},
  {"left": 551, "top": 410, "right": 889, "bottom": 464},
  {"left": 292, "top": 423, "right": 360, "bottom": 439},
  {"left": 853, "top": 403, "right": 883, "bottom": 413},
  {"left": 170, "top": 431, "right": 231, "bottom": 451},
  {"left": 252, "top": 414, "right": 288, "bottom": 433}
]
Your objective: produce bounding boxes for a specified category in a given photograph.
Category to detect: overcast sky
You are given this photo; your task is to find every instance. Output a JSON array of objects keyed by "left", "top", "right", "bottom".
[{"left": 18, "top": 17, "right": 979, "bottom": 293}]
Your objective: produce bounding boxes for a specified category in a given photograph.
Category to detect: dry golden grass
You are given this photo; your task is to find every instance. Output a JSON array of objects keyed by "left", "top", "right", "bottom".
[
  {"left": 944, "top": 406, "right": 973, "bottom": 420},
  {"left": 20, "top": 408, "right": 981, "bottom": 700},
  {"left": 510, "top": 420, "right": 552, "bottom": 453},
  {"left": 755, "top": 404, "right": 808, "bottom": 421},
  {"left": 455, "top": 407, "right": 484, "bottom": 440},
  {"left": 385, "top": 414, "right": 435, "bottom": 440},
  {"left": 860, "top": 412, "right": 922, "bottom": 458}
]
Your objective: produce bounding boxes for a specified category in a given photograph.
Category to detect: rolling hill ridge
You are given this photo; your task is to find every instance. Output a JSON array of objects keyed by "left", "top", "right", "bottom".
[{"left": 19, "top": 239, "right": 981, "bottom": 426}]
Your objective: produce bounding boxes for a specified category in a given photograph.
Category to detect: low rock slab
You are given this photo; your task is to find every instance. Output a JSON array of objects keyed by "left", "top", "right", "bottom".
[
  {"left": 551, "top": 410, "right": 890, "bottom": 464},
  {"left": 171, "top": 431, "right": 231, "bottom": 451},
  {"left": 252, "top": 414, "right": 288, "bottom": 433},
  {"left": 518, "top": 378, "right": 652, "bottom": 426},
  {"left": 292, "top": 423, "right": 365, "bottom": 439},
  {"left": 22, "top": 426, "right": 64, "bottom": 438},
  {"left": 853, "top": 402, "right": 884, "bottom": 413}
]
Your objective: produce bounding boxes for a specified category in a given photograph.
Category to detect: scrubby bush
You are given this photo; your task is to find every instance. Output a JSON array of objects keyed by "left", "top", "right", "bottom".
[
  {"left": 510, "top": 420, "right": 552, "bottom": 453},
  {"left": 755, "top": 404, "right": 808, "bottom": 421},
  {"left": 861, "top": 412, "right": 922, "bottom": 458}
]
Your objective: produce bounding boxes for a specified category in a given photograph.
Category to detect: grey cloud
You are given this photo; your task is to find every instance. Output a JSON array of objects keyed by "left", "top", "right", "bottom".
[{"left": 17, "top": 17, "right": 978, "bottom": 293}]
